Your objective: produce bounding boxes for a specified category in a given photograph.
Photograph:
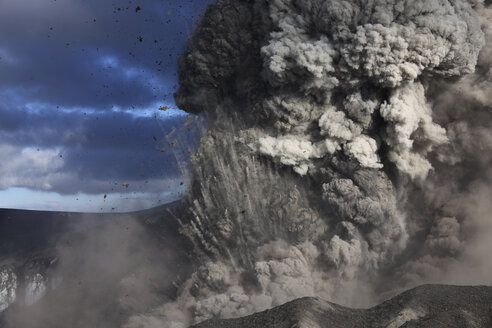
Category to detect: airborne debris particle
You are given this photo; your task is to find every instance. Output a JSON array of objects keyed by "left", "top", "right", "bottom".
[{"left": 135, "top": 6, "right": 141, "bottom": 12}]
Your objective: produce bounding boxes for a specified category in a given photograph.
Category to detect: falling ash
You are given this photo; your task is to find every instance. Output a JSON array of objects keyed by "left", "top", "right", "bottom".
[{"left": 125, "top": 0, "right": 492, "bottom": 327}]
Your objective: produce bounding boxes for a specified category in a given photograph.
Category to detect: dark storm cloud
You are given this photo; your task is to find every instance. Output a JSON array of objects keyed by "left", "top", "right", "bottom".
[
  {"left": 0, "top": 0, "right": 213, "bottom": 110},
  {"left": 0, "top": 99, "right": 199, "bottom": 194},
  {"left": 0, "top": 0, "right": 213, "bottom": 197},
  {"left": 0, "top": 47, "right": 167, "bottom": 110}
]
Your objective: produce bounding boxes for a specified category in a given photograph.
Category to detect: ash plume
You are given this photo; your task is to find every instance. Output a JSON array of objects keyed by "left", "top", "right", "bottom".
[{"left": 125, "top": 0, "right": 492, "bottom": 327}]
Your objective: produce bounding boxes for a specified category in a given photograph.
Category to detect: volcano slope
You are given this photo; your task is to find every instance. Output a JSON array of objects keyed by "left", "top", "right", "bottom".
[
  {"left": 192, "top": 285, "right": 492, "bottom": 328},
  {"left": 0, "top": 201, "right": 194, "bottom": 328}
]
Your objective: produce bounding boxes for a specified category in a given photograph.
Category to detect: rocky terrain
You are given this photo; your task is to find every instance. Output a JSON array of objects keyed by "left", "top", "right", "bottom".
[
  {"left": 193, "top": 285, "right": 492, "bottom": 328},
  {"left": 0, "top": 202, "right": 192, "bottom": 327}
]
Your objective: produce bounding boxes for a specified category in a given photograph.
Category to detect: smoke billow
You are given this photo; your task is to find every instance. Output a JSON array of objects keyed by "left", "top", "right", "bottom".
[{"left": 125, "top": 0, "right": 492, "bottom": 327}]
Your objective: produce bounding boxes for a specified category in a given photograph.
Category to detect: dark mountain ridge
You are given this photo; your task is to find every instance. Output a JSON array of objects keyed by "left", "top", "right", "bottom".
[{"left": 193, "top": 285, "right": 492, "bottom": 328}]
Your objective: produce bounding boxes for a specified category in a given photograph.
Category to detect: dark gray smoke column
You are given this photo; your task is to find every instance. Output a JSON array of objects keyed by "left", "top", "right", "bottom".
[{"left": 125, "top": 1, "right": 492, "bottom": 327}]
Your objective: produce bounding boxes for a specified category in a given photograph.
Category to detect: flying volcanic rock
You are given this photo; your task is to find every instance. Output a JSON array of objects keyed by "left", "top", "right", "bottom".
[{"left": 124, "top": 1, "right": 492, "bottom": 327}]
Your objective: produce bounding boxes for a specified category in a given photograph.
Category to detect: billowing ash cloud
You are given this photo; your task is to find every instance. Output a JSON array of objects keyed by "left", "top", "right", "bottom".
[{"left": 125, "top": 0, "right": 492, "bottom": 327}]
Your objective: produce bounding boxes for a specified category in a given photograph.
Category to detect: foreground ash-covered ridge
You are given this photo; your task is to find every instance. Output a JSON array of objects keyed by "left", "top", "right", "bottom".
[
  {"left": 129, "top": 0, "right": 492, "bottom": 326},
  {"left": 192, "top": 285, "right": 492, "bottom": 328}
]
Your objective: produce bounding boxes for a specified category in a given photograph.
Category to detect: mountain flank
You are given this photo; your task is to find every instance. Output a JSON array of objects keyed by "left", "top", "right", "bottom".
[{"left": 192, "top": 285, "right": 492, "bottom": 328}]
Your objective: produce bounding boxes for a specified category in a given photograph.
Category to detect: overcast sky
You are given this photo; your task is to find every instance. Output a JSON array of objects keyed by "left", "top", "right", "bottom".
[{"left": 0, "top": 0, "right": 213, "bottom": 212}]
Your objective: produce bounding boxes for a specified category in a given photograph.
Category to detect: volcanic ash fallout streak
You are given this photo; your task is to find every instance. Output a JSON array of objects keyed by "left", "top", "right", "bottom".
[{"left": 125, "top": 1, "right": 492, "bottom": 327}]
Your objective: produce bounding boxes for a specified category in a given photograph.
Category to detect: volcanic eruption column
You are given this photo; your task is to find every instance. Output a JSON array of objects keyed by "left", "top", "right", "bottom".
[{"left": 125, "top": 0, "right": 492, "bottom": 326}]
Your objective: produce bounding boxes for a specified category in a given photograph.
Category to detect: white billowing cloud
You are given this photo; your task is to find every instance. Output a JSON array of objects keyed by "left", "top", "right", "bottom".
[
  {"left": 0, "top": 144, "right": 64, "bottom": 191},
  {"left": 255, "top": 135, "right": 339, "bottom": 175},
  {"left": 345, "top": 136, "right": 383, "bottom": 169},
  {"left": 380, "top": 83, "right": 448, "bottom": 179},
  {"left": 318, "top": 109, "right": 361, "bottom": 141}
]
